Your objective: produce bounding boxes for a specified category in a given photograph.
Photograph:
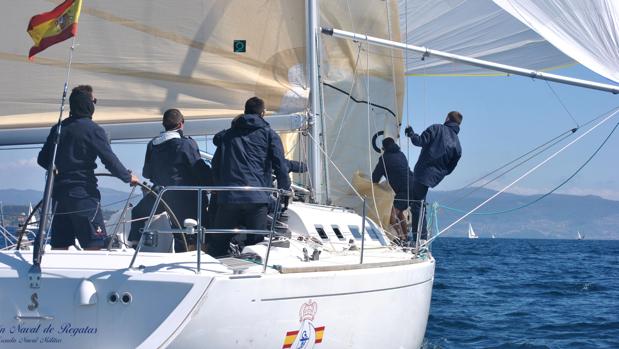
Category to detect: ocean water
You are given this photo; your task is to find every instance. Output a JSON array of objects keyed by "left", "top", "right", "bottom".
[{"left": 423, "top": 238, "right": 619, "bottom": 349}]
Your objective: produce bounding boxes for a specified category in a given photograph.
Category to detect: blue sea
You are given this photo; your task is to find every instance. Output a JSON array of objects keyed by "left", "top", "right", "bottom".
[{"left": 424, "top": 238, "right": 619, "bottom": 349}]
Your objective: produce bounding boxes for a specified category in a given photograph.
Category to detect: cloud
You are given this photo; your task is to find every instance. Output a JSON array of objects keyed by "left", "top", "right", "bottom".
[{"left": 484, "top": 182, "right": 619, "bottom": 201}]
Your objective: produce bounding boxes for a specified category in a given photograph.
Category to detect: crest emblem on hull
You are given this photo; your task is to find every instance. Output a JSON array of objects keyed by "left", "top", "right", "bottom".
[{"left": 282, "top": 300, "right": 325, "bottom": 349}]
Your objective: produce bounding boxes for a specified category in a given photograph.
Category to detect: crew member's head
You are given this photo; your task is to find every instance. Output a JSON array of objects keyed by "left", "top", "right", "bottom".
[
  {"left": 162, "top": 109, "right": 184, "bottom": 131},
  {"left": 244, "top": 97, "right": 266, "bottom": 117},
  {"left": 445, "top": 111, "right": 463, "bottom": 125},
  {"left": 382, "top": 137, "right": 396, "bottom": 150},
  {"left": 69, "top": 85, "right": 96, "bottom": 119}
]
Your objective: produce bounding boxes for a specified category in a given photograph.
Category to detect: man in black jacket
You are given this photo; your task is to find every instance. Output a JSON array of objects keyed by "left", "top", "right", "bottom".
[
  {"left": 405, "top": 111, "right": 462, "bottom": 240},
  {"left": 372, "top": 137, "right": 414, "bottom": 240},
  {"left": 128, "top": 109, "right": 212, "bottom": 251},
  {"left": 208, "top": 97, "right": 290, "bottom": 257},
  {"left": 38, "top": 85, "right": 139, "bottom": 250}
]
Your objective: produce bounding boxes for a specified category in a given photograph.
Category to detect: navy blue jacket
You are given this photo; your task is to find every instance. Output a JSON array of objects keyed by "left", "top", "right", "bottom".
[
  {"left": 212, "top": 114, "right": 290, "bottom": 204},
  {"left": 143, "top": 131, "right": 212, "bottom": 187},
  {"left": 372, "top": 142, "right": 414, "bottom": 195},
  {"left": 38, "top": 116, "right": 131, "bottom": 198},
  {"left": 408, "top": 121, "right": 462, "bottom": 188}
]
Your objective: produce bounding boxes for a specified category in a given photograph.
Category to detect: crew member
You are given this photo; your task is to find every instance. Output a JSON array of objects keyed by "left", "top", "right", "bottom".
[
  {"left": 405, "top": 111, "right": 462, "bottom": 240},
  {"left": 208, "top": 97, "right": 290, "bottom": 257},
  {"left": 38, "top": 85, "right": 139, "bottom": 250},
  {"left": 372, "top": 137, "right": 414, "bottom": 241},
  {"left": 129, "top": 109, "right": 211, "bottom": 251}
]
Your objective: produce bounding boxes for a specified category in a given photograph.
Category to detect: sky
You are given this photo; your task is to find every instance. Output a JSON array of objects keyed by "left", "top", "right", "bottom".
[{"left": 0, "top": 64, "right": 618, "bottom": 201}]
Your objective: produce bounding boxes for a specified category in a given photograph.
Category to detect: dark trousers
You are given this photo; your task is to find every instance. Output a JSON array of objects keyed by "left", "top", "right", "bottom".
[
  {"left": 51, "top": 195, "right": 106, "bottom": 249},
  {"left": 411, "top": 181, "right": 429, "bottom": 240},
  {"left": 207, "top": 203, "right": 268, "bottom": 257},
  {"left": 129, "top": 191, "right": 201, "bottom": 252}
]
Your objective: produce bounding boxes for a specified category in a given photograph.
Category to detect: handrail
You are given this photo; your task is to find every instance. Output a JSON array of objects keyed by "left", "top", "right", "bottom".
[{"left": 128, "top": 186, "right": 289, "bottom": 274}]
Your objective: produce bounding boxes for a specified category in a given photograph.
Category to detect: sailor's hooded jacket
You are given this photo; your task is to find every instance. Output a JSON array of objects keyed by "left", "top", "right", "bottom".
[{"left": 212, "top": 114, "right": 290, "bottom": 204}]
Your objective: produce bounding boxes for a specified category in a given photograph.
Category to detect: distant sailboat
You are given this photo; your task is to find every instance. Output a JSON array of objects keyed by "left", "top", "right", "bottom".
[
  {"left": 577, "top": 231, "right": 585, "bottom": 240},
  {"left": 468, "top": 223, "right": 479, "bottom": 239},
  {"left": 491, "top": 233, "right": 496, "bottom": 239}
]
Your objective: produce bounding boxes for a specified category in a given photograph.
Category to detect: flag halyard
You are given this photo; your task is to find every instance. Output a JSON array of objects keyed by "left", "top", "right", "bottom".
[{"left": 27, "top": 0, "right": 82, "bottom": 59}]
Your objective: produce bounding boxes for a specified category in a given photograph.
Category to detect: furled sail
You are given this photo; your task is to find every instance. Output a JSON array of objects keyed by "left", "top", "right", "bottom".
[{"left": 0, "top": 0, "right": 306, "bottom": 144}]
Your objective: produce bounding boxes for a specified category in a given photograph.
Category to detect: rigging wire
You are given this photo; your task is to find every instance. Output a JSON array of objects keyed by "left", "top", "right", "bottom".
[
  {"left": 446, "top": 128, "right": 576, "bottom": 206},
  {"left": 423, "top": 107, "right": 619, "bottom": 246},
  {"left": 545, "top": 80, "right": 580, "bottom": 127},
  {"left": 441, "top": 119, "right": 619, "bottom": 216},
  {"left": 446, "top": 104, "right": 618, "bottom": 205}
]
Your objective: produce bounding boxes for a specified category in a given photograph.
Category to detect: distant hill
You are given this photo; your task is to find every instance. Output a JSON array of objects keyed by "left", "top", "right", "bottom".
[
  {"left": 0, "top": 188, "right": 138, "bottom": 210},
  {"left": 1, "top": 187, "right": 617, "bottom": 239},
  {"left": 427, "top": 188, "right": 619, "bottom": 240}
]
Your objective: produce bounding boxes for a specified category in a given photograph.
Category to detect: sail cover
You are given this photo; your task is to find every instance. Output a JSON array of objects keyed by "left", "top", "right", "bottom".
[{"left": 0, "top": 0, "right": 306, "bottom": 142}]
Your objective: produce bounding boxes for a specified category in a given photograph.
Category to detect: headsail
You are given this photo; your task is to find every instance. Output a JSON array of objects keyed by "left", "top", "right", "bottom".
[
  {"left": 398, "top": 0, "right": 619, "bottom": 83},
  {"left": 318, "top": 0, "right": 404, "bottom": 218}
]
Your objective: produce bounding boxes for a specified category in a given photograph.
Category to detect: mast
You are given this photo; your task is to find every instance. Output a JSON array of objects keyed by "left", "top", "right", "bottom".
[{"left": 306, "top": 0, "right": 325, "bottom": 204}]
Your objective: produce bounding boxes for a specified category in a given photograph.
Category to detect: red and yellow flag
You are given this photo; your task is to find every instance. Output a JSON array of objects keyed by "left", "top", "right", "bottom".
[{"left": 27, "top": 0, "right": 83, "bottom": 59}]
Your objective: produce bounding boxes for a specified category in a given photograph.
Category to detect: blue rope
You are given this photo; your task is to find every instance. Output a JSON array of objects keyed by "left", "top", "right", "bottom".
[{"left": 439, "top": 121, "right": 619, "bottom": 216}]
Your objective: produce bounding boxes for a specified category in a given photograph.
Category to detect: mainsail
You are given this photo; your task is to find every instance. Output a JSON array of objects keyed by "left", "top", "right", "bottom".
[{"left": 1, "top": 0, "right": 307, "bottom": 144}]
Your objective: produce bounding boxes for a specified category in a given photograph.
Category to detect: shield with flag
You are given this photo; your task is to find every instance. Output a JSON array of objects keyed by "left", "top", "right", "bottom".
[{"left": 27, "top": 0, "right": 83, "bottom": 59}]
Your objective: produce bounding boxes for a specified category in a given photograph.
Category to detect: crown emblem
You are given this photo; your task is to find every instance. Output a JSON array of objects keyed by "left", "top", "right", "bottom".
[{"left": 299, "top": 300, "right": 318, "bottom": 322}]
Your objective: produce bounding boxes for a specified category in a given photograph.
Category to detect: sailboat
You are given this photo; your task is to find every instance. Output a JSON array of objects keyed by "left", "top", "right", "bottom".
[
  {"left": 467, "top": 223, "right": 479, "bottom": 239},
  {"left": 0, "top": 1, "right": 618, "bottom": 348},
  {"left": 25, "top": 202, "right": 38, "bottom": 231},
  {"left": 577, "top": 231, "right": 585, "bottom": 240},
  {"left": 492, "top": 233, "right": 496, "bottom": 239}
]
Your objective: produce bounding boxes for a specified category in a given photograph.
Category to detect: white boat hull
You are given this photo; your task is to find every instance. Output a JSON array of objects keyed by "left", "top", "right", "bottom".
[{"left": 0, "top": 250, "right": 434, "bottom": 349}]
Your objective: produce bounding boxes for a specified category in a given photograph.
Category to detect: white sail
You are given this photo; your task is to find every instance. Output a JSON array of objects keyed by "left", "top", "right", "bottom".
[
  {"left": 1, "top": 0, "right": 307, "bottom": 144},
  {"left": 398, "top": 0, "right": 619, "bottom": 83},
  {"left": 27, "top": 202, "right": 37, "bottom": 229},
  {"left": 467, "top": 223, "right": 478, "bottom": 239},
  {"left": 318, "top": 0, "right": 403, "bottom": 218}
]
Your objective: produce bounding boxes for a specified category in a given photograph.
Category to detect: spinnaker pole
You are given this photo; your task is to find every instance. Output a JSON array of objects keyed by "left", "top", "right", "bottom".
[{"left": 321, "top": 27, "right": 619, "bottom": 94}]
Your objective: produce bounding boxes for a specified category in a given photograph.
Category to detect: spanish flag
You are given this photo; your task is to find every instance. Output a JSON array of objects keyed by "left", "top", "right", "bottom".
[{"left": 27, "top": 0, "right": 83, "bottom": 59}]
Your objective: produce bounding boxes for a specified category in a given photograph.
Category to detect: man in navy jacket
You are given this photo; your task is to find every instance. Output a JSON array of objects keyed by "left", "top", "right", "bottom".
[
  {"left": 128, "top": 109, "right": 212, "bottom": 251},
  {"left": 405, "top": 111, "right": 462, "bottom": 240},
  {"left": 372, "top": 137, "right": 414, "bottom": 240},
  {"left": 208, "top": 97, "right": 290, "bottom": 257},
  {"left": 38, "top": 85, "right": 139, "bottom": 250}
]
